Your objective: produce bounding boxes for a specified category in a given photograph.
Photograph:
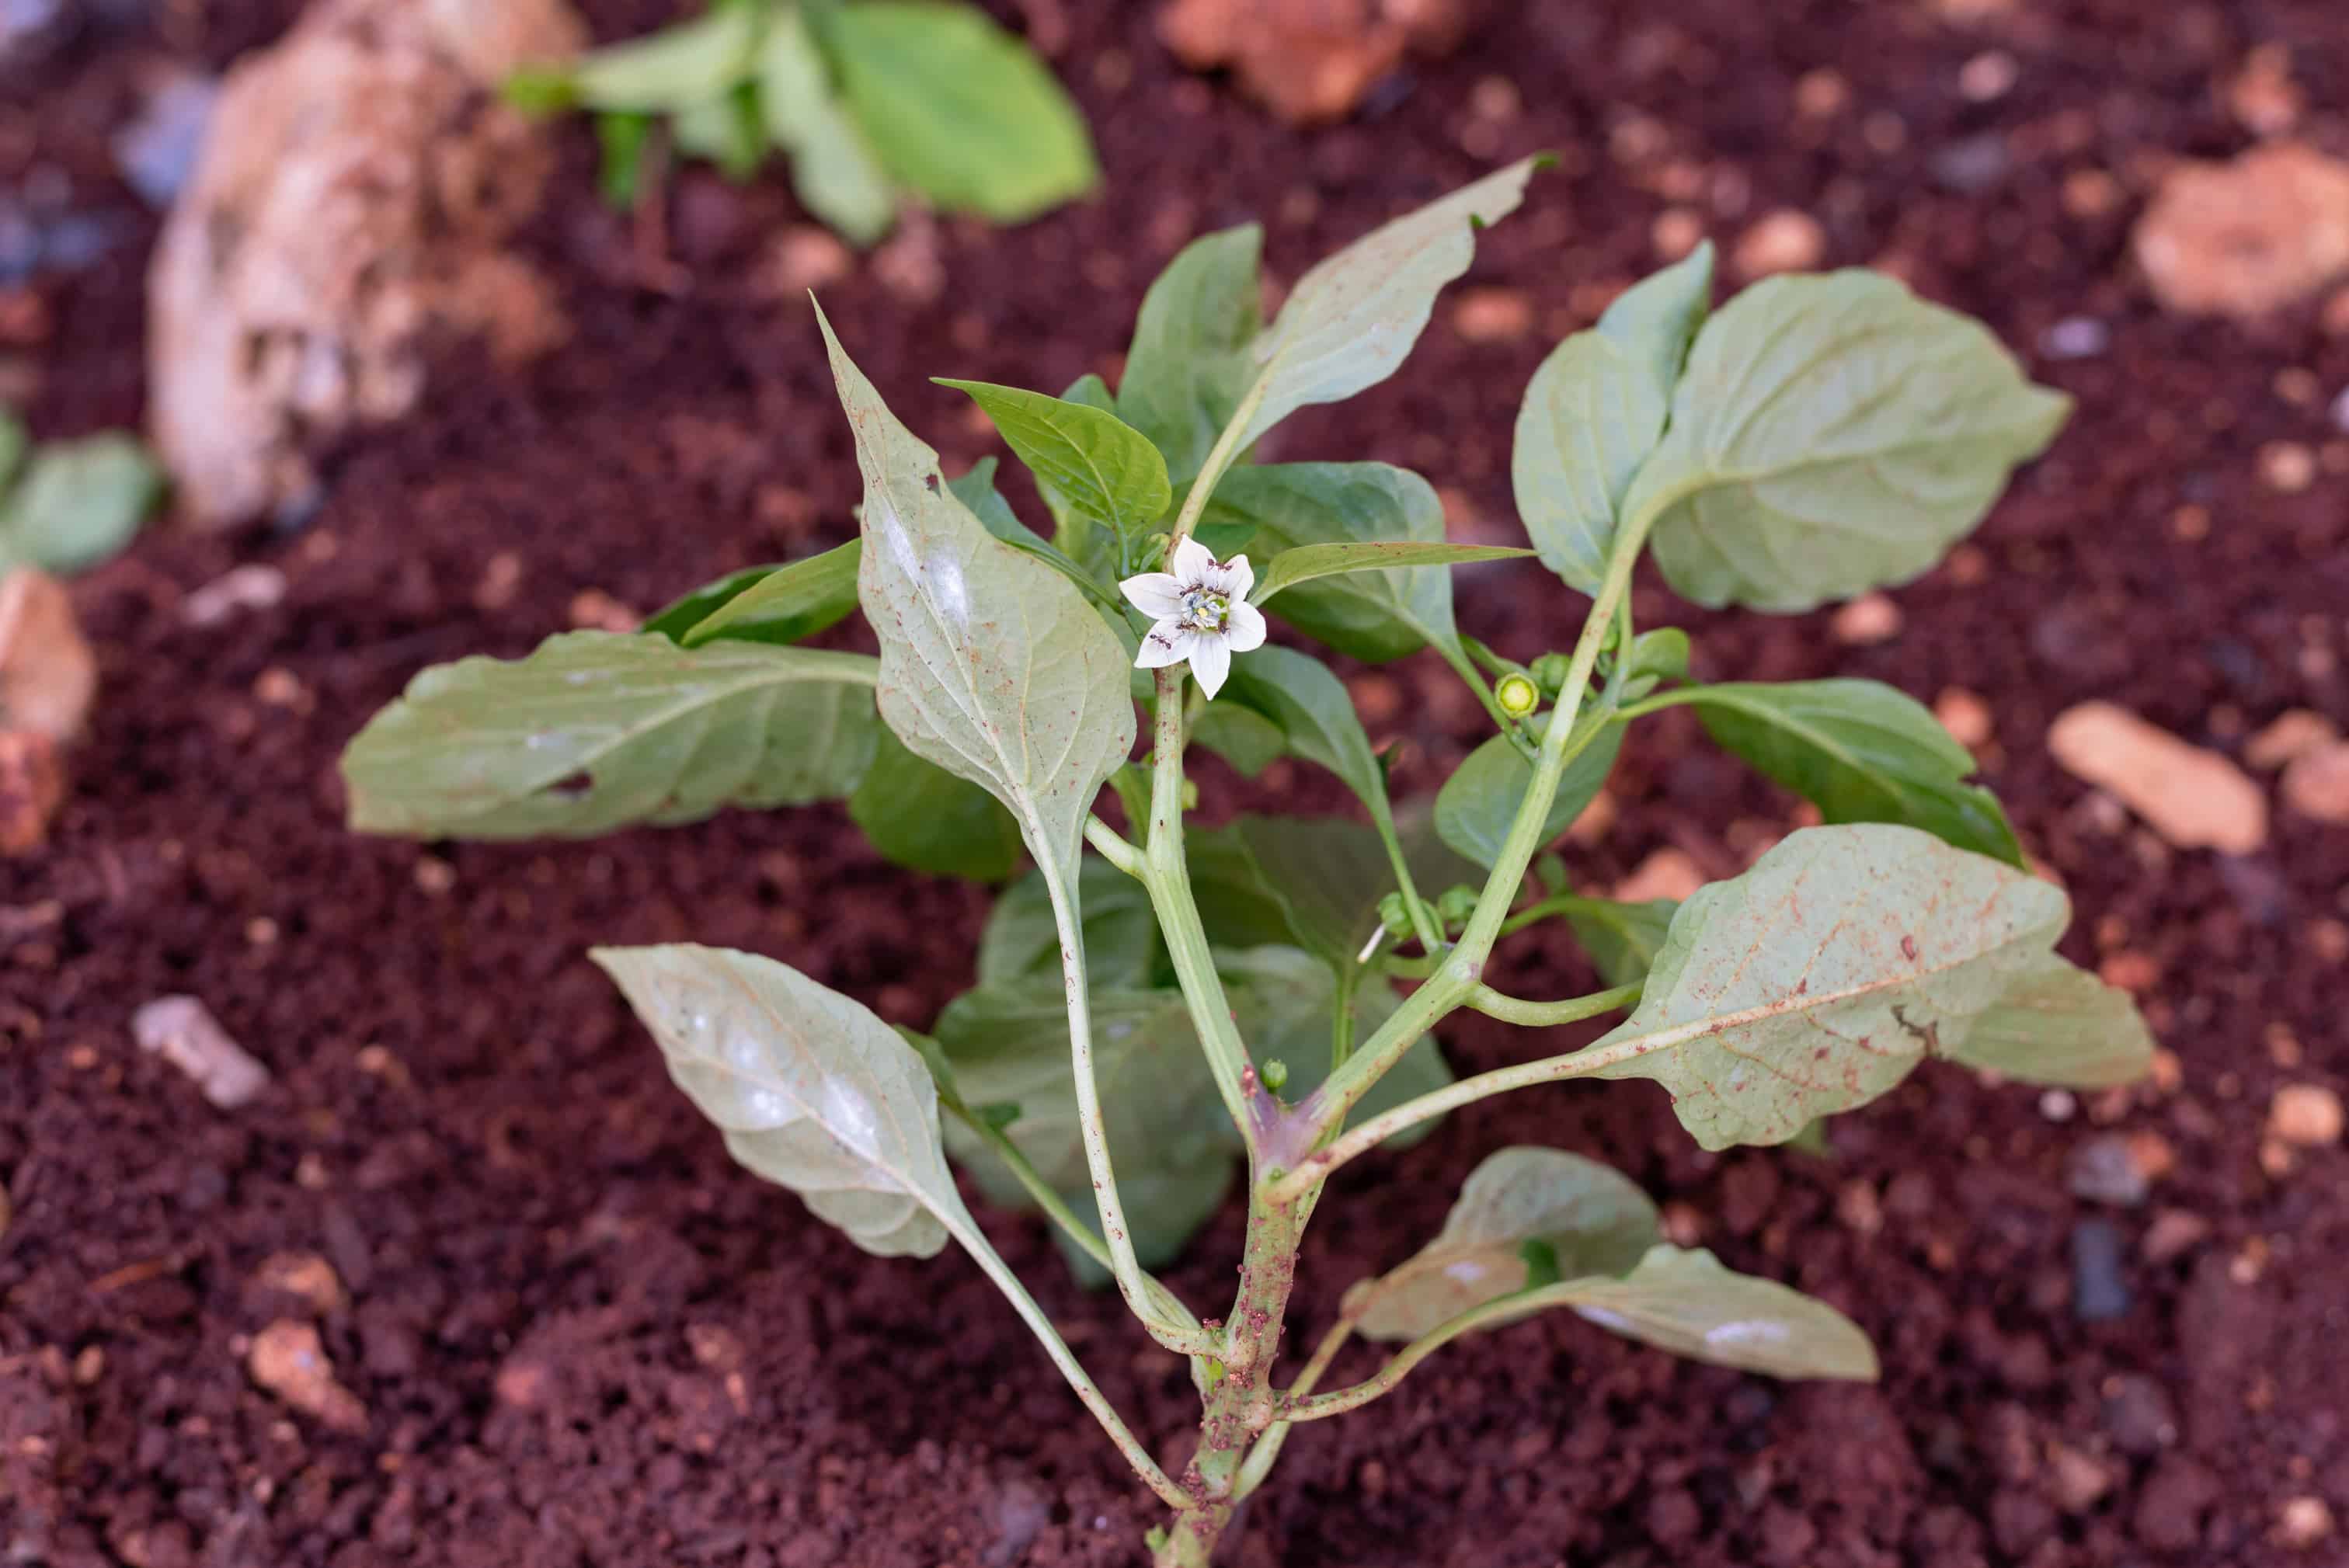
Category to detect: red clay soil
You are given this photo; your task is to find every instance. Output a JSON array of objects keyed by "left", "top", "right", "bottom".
[{"left": 7, "top": 2, "right": 2349, "bottom": 1565}]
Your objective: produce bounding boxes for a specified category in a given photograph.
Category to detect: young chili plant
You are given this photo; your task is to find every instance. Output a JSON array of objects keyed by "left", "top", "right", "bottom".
[
  {"left": 506, "top": 0, "right": 1095, "bottom": 241},
  {"left": 343, "top": 158, "right": 2154, "bottom": 1564}
]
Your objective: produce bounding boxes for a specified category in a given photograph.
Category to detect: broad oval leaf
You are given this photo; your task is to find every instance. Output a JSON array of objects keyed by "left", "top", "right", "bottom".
[
  {"left": 1945, "top": 954, "right": 2155, "bottom": 1089},
  {"left": 1564, "top": 1245, "right": 1878, "bottom": 1380},
  {"left": 758, "top": 5, "right": 896, "bottom": 245},
  {"left": 567, "top": 5, "right": 760, "bottom": 111},
  {"left": 1242, "top": 157, "right": 1540, "bottom": 447},
  {"left": 678, "top": 541, "right": 864, "bottom": 647},
  {"left": 1195, "top": 462, "right": 1458, "bottom": 664},
  {"left": 1190, "top": 701, "right": 1288, "bottom": 778},
  {"left": 980, "top": 856, "right": 1164, "bottom": 989},
  {"left": 1354, "top": 1147, "right": 1661, "bottom": 1341},
  {"left": 342, "top": 632, "right": 879, "bottom": 839},
  {"left": 642, "top": 565, "right": 785, "bottom": 644},
  {"left": 0, "top": 432, "right": 165, "bottom": 575},
  {"left": 820, "top": 1, "right": 1096, "bottom": 224},
  {"left": 1254, "top": 541, "right": 1531, "bottom": 604},
  {"left": 1565, "top": 895, "right": 1680, "bottom": 989},
  {"left": 1118, "top": 224, "right": 1263, "bottom": 485},
  {"left": 1582, "top": 823, "right": 2070, "bottom": 1149},
  {"left": 847, "top": 725, "right": 1025, "bottom": 881},
  {"left": 1190, "top": 815, "right": 1468, "bottom": 972},
  {"left": 820, "top": 310, "right": 1136, "bottom": 892},
  {"left": 939, "top": 380, "right": 1172, "bottom": 539},
  {"left": 1619, "top": 625, "right": 1690, "bottom": 698},
  {"left": 1433, "top": 718, "right": 1624, "bottom": 870},
  {"left": 1687, "top": 679, "right": 2024, "bottom": 866},
  {"left": 593, "top": 944, "right": 966, "bottom": 1257},
  {"left": 1623, "top": 270, "right": 2071, "bottom": 613},
  {"left": 1512, "top": 245, "right": 1712, "bottom": 596},
  {"left": 1219, "top": 645, "right": 1387, "bottom": 822}
]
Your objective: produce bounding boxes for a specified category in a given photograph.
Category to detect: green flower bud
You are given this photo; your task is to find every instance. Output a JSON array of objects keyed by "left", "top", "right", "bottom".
[
  {"left": 1529, "top": 651, "right": 1572, "bottom": 697},
  {"left": 1377, "top": 891, "right": 1413, "bottom": 940},
  {"left": 1181, "top": 777, "right": 1200, "bottom": 812},
  {"left": 1261, "top": 1059, "right": 1289, "bottom": 1093},
  {"left": 1496, "top": 670, "right": 1540, "bottom": 718},
  {"left": 1435, "top": 884, "right": 1480, "bottom": 929}
]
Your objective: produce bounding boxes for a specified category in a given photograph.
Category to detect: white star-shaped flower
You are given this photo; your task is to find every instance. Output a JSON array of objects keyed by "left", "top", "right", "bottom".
[{"left": 1119, "top": 537, "right": 1268, "bottom": 700}]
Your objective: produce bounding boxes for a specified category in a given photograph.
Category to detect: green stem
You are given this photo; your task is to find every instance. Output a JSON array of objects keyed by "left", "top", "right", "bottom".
[
  {"left": 1084, "top": 815, "right": 1145, "bottom": 878},
  {"left": 1234, "top": 1309, "right": 1358, "bottom": 1498},
  {"left": 1466, "top": 980, "right": 1642, "bottom": 1028},
  {"left": 1330, "top": 963, "right": 1361, "bottom": 1070},
  {"left": 1164, "top": 371, "right": 1272, "bottom": 558},
  {"left": 1498, "top": 891, "right": 1623, "bottom": 937},
  {"left": 1373, "top": 804, "right": 1445, "bottom": 955},
  {"left": 1277, "top": 1279, "right": 1611, "bottom": 1425}
]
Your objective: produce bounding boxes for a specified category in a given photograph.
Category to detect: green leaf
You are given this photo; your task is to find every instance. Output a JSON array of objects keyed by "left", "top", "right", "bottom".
[
  {"left": 596, "top": 112, "right": 653, "bottom": 208},
  {"left": 1597, "top": 241, "right": 1716, "bottom": 394},
  {"left": 1686, "top": 679, "right": 2024, "bottom": 867},
  {"left": 1196, "top": 464, "right": 1461, "bottom": 664},
  {"left": 341, "top": 633, "right": 879, "bottom": 839},
  {"left": 1619, "top": 626, "right": 1690, "bottom": 698},
  {"left": 641, "top": 565, "right": 785, "bottom": 644},
  {"left": 1945, "top": 954, "right": 2155, "bottom": 1089},
  {"left": 677, "top": 541, "right": 863, "bottom": 647},
  {"left": 1061, "top": 373, "right": 1118, "bottom": 415},
  {"left": 938, "top": 380, "right": 1172, "bottom": 540},
  {"left": 672, "top": 82, "right": 767, "bottom": 179},
  {"left": 818, "top": 308, "right": 1136, "bottom": 903},
  {"left": 0, "top": 409, "right": 25, "bottom": 489},
  {"left": 758, "top": 5, "right": 896, "bottom": 245},
  {"left": 1553, "top": 1245, "right": 1878, "bottom": 1380},
  {"left": 1623, "top": 270, "right": 2072, "bottom": 613},
  {"left": 934, "top": 979, "right": 1233, "bottom": 1268},
  {"left": 1253, "top": 541, "right": 1531, "bottom": 604},
  {"left": 1582, "top": 823, "right": 2071, "bottom": 1149},
  {"left": 0, "top": 432, "right": 165, "bottom": 574},
  {"left": 1241, "top": 157, "right": 1541, "bottom": 447},
  {"left": 1189, "top": 702, "right": 1287, "bottom": 778},
  {"left": 1189, "top": 815, "right": 1468, "bottom": 973},
  {"left": 980, "top": 857, "right": 1164, "bottom": 989},
  {"left": 1352, "top": 1147, "right": 1661, "bottom": 1340},
  {"left": 821, "top": 2, "right": 1097, "bottom": 224},
  {"left": 944, "top": 456, "right": 1026, "bottom": 540},
  {"left": 1564, "top": 897, "right": 1679, "bottom": 989},
  {"left": 847, "top": 725, "right": 1025, "bottom": 881},
  {"left": 1220, "top": 645, "right": 1387, "bottom": 822},
  {"left": 569, "top": 4, "right": 762, "bottom": 111},
  {"left": 592, "top": 943, "right": 968, "bottom": 1257},
  {"left": 1116, "top": 224, "right": 1263, "bottom": 485},
  {"left": 1433, "top": 718, "right": 1623, "bottom": 870}
]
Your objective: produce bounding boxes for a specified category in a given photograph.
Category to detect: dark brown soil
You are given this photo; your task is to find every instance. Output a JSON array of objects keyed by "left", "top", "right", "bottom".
[{"left": 8, "top": 2, "right": 2349, "bottom": 1565}]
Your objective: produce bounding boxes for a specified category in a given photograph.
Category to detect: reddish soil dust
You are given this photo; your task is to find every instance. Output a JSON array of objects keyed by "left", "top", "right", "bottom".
[{"left": 7, "top": 2, "right": 2349, "bottom": 1565}]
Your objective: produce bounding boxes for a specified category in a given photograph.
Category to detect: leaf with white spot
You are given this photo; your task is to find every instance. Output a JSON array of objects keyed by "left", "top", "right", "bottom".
[
  {"left": 593, "top": 944, "right": 970, "bottom": 1257},
  {"left": 1945, "top": 954, "right": 2155, "bottom": 1089},
  {"left": 1580, "top": 823, "right": 2070, "bottom": 1149},
  {"left": 1557, "top": 1245, "right": 1878, "bottom": 1379}
]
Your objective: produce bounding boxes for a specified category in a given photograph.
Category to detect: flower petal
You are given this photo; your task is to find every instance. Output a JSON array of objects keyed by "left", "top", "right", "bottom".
[
  {"left": 1223, "top": 599, "right": 1268, "bottom": 653},
  {"left": 1135, "top": 620, "right": 1197, "bottom": 669},
  {"left": 1188, "top": 633, "right": 1231, "bottom": 698},
  {"left": 1171, "top": 535, "right": 1216, "bottom": 587},
  {"left": 1214, "top": 553, "right": 1255, "bottom": 601},
  {"left": 1120, "top": 572, "right": 1186, "bottom": 620}
]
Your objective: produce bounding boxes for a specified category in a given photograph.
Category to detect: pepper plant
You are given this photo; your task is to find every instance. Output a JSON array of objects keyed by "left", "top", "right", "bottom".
[
  {"left": 507, "top": 0, "right": 1094, "bottom": 240},
  {"left": 342, "top": 158, "right": 2154, "bottom": 1563}
]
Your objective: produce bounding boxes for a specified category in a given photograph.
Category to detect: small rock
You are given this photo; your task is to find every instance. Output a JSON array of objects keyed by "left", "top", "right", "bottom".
[
  {"left": 872, "top": 210, "right": 945, "bottom": 304},
  {"left": 2246, "top": 709, "right": 2340, "bottom": 769},
  {"left": 0, "top": 728, "right": 64, "bottom": 854},
  {"left": 1734, "top": 210, "right": 1825, "bottom": 278},
  {"left": 1931, "top": 132, "right": 2011, "bottom": 195},
  {"left": 2141, "top": 1208, "right": 2212, "bottom": 1264},
  {"left": 1936, "top": 687, "right": 1994, "bottom": 749},
  {"left": 567, "top": 589, "right": 639, "bottom": 633},
  {"left": 248, "top": 1319, "right": 366, "bottom": 1431},
  {"left": 2046, "top": 702, "right": 2269, "bottom": 854},
  {"left": 2267, "top": 1083, "right": 2344, "bottom": 1147},
  {"left": 1957, "top": 51, "right": 2017, "bottom": 103},
  {"left": 2039, "top": 316, "right": 2109, "bottom": 360},
  {"left": 2276, "top": 1496, "right": 2334, "bottom": 1551},
  {"left": 2102, "top": 1373, "right": 2180, "bottom": 1455},
  {"left": 131, "top": 996, "right": 270, "bottom": 1109},
  {"left": 113, "top": 71, "right": 220, "bottom": 209},
  {"left": 0, "top": 568, "right": 96, "bottom": 744},
  {"left": 1612, "top": 847, "right": 1707, "bottom": 904},
  {"left": 1836, "top": 1179, "right": 1883, "bottom": 1236},
  {"left": 2134, "top": 142, "right": 2349, "bottom": 319},
  {"left": 252, "top": 1253, "right": 345, "bottom": 1316},
  {"left": 2228, "top": 44, "right": 2302, "bottom": 138},
  {"left": 181, "top": 563, "right": 288, "bottom": 628},
  {"left": 2039, "top": 1088, "right": 2078, "bottom": 1123},
  {"left": 2068, "top": 1132, "right": 2162, "bottom": 1207},
  {"left": 767, "top": 226, "right": 853, "bottom": 295},
  {"left": 1651, "top": 207, "right": 1706, "bottom": 261},
  {"left": 2260, "top": 440, "right": 2318, "bottom": 493},
  {"left": 1157, "top": 0, "right": 1464, "bottom": 126},
  {"left": 1453, "top": 287, "right": 1532, "bottom": 343},
  {"left": 2281, "top": 742, "right": 2349, "bottom": 822},
  {"left": 2133, "top": 1454, "right": 2221, "bottom": 1552},
  {"left": 1831, "top": 591, "right": 1902, "bottom": 644},
  {"left": 2070, "top": 1219, "right": 2131, "bottom": 1320},
  {"left": 2044, "top": 1442, "right": 2114, "bottom": 1513}
]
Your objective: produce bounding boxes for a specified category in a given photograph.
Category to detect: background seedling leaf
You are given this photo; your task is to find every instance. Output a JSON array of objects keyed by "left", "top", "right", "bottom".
[
  {"left": 1689, "top": 680, "right": 2024, "bottom": 866},
  {"left": 1118, "top": 224, "right": 1263, "bottom": 484},
  {"left": 1583, "top": 824, "right": 2069, "bottom": 1149},
  {"left": 757, "top": 6, "right": 896, "bottom": 245},
  {"left": 980, "top": 857, "right": 1165, "bottom": 990},
  {"left": 820, "top": 311, "right": 1135, "bottom": 895},
  {"left": 1220, "top": 647, "right": 1389, "bottom": 823},
  {"left": 1623, "top": 270, "right": 2071, "bottom": 612},
  {"left": 1561, "top": 1245, "right": 1878, "bottom": 1379},
  {"left": 568, "top": 4, "right": 760, "bottom": 110},
  {"left": 1194, "top": 463, "right": 1462, "bottom": 664},
  {"left": 847, "top": 726, "right": 1025, "bottom": 881},
  {"left": 677, "top": 541, "right": 863, "bottom": 647},
  {"left": 1354, "top": 1147, "right": 1661, "bottom": 1340},
  {"left": 342, "top": 633, "right": 879, "bottom": 839},
  {"left": 1190, "top": 815, "right": 1460, "bottom": 970},
  {"left": 1435, "top": 718, "right": 1624, "bottom": 870},
  {"left": 1619, "top": 626, "right": 1690, "bottom": 698},
  {"left": 1512, "top": 245, "right": 1710, "bottom": 595},
  {"left": 1567, "top": 896, "right": 1681, "bottom": 989},
  {"left": 1190, "top": 702, "right": 1288, "bottom": 777},
  {"left": 939, "top": 380, "right": 1172, "bottom": 540},
  {"left": 821, "top": 1, "right": 1097, "bottom": 224},
  {"left": 0, "top": 432, "right": 165, "bottom": 575},
  {"left": 593, "top": 944, "right": 967, "bottom": 1257},
  {"left": 1254, "top": 541, "right": 1530, "bottom": 603},
  {"left": 1241, "top": 157, "right": 1540, "bottom": 447},
  {"left": 1945, "top": 954, "right": 2156, "bottom": 1088}
]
